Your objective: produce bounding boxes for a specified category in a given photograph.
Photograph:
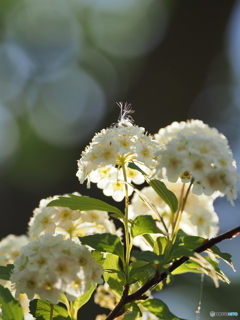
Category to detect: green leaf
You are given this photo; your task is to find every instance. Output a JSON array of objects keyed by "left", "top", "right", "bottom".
[
  {"left": 29, "top": 299, "right": 70, "bottom": 320},
  {"left": 0, "top": 264, "right": 14, "bottom": 281},
  {"left": 91, "top": 251, "right": 105, "bottom": 266},
  {"left": 123, "top": 302, "right": 142, "bottom": 320},
  {"left": 172, "top": 261, "right": 204, "bottom": 275},
  {"left": 147, "top": 179, "right": 178, "bottom": 213},
  {"left": 168, "top": 247, "right": 193, "bottom": 261},
  {"left": 129, "top": 260, "right": 151, "bottom": 284},
  {"left": 142, "top": 234, "right": 155, "bottom": 249},
  {"left": 79, "top": 233, "right": 124, "bottom": 262},
  {"left": 131, "top": 250, "right": 164, "bottom": 264},
  {"left": 72, "top": 282, "right": 96, "bottom": 315},
  {"left": 131, "top": 215, "right": 163, "bottom": 238},
  {"left": 141, "top": 298, "right": 187, "bottom": 320},
  {"left": 0, "top": 285, "right": 24, "bottom": 320},
  {"left": 208, "top": 245, "right": 235, "bottom": 271},
  {"left": 129, "top": 189, "right": 167, "bottom": 235},
  {"left": 153, "top": 236, "right": 171, "bottom": 256},
  {"left": 128, "top": 163, "right": 178, "bottom": 213},
  {"left": 180, "top": 236, "right": 205, "bottom": 250},
  {"left": 47, "top": 194, "right": 124, "bottom": 219},
  {"left": 103, "top": 254, "right": 125, "bottom": 296}
]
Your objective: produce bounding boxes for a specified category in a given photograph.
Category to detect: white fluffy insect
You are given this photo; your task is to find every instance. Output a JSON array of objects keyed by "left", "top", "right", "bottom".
[{"left": 116, "top": 102, "right": 135, "bottom": 127}]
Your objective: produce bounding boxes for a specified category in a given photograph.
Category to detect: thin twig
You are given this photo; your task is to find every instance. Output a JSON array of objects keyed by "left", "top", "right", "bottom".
[{"left": 105, "top": 225, "right": 240, "bottom": 320}]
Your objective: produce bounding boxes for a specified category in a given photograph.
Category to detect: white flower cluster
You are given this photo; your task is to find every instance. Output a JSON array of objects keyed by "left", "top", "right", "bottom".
[
  {"left": 0, "top": 234, "right": 29, "bottom": 266},
  {"left": 28, "top": 193, "right": 121, "bottom": 240},
  {"left": 0, "top": 234, "right": 34, "bottom": 319},
  {"left": 10, "top": 234, "right": 103, "bottom": 304},
  {"left": 154, "top": 120, "right": 238, "bottom": 204},
  {"left": 76, "top": 108, "right": 158, "bottom": 200},
  {"left": 129, "top": 180, "right": 219, "bottom": 250}
]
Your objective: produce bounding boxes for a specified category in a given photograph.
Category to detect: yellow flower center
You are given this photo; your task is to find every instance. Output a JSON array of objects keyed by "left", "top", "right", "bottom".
[
  {"left": 126, "top": 168, "right": 138, "bottom": 179},
  {"left": 27, "top": 280, "right": 36, "bottom": 289},
  {"left": 38, "top": 257, "right": 47, "bottom": 266},
  {"left": 170, "top": 158, "right": 179, "bottom": 168},
  {"left": 103, "top": 149, "right": 114, "bottom": 160},
  {"left": 113, "top": 181, "right": 124, "bottom": 191},
  {"left": 44, "top": 282, "right": 53, "bottom": 291},
  {"left": 141, "top": 148, "right": 150, "bottom": 157},
  {"left": 41, "top": 217, "right": 50, "bottom": 226},
  {"left": 99, "top": 167, "right": 111, "bottom": 178},
  {"left": 194, "top": 160, "right": 204, "bottom": 171},
  {"left": 56, "top": 263, "right": 67, "bottom": 274},
  {"left": 61, "top": 210, "right": 71, "bottom": 219},
  {"left": 79, "top": 257, "right": 87, "bottom": 266},
  {"left": 200, "top": 147, "right": 209, "bottom": 154},
  {"left": 197, "top": 217, "right": 205, "bottom": 225}
]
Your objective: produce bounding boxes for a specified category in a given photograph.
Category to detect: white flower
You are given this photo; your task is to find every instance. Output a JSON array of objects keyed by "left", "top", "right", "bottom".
[
  {"left": 28, "top": 193, "right": 121, "bottom": 240},
  {"left": 89, "top": 165, "right": 144, "bottom": 202},
  {"left": 0, "top": 234, "right": 29, "bottom": 266},
  {"left": 155, "top": 120, "right": 239, "bottom": 204},
  {"left": 10, "top": 234, "right": 103, "bottom": 304},
  {"left": 0, "top": 234, "right": 32, "bottom": 317},
  {"left": 77, "top": 105, "right": 157, "bottom": 199}
]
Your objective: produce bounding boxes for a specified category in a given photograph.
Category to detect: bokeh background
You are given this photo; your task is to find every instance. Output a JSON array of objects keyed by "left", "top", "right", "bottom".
[{"left": 0, "top": 0, "right": 240, "bottom": 318}]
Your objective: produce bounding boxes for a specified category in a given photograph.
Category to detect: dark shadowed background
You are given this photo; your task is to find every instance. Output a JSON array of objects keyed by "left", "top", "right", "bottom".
[{"left": 0, "top": 0, "right": 240, "bottom": 318}]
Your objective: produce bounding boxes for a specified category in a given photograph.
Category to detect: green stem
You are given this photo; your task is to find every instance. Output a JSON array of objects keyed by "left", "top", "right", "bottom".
[
  {"left": 122, "top": 163, "right": 131, "bottom": 282},
  {"left": 69, "top": 301, "right": 78, "bottom": 320},
  {"left": 172, "top": 179, "right": 194, "bottom": 238},
  {"left": 171, "top": 183, "right": 185, "bottom": 238},
  {"left": 50, "top": 303, "right": 54, "bottom": 320}
]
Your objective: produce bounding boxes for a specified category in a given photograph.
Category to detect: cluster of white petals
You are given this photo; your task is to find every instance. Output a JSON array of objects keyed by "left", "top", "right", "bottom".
[
  {"left": 0, "top": 234, "right": 29, "bottom": 266},
  {"left": 89, "top": 165, "right": 145, "bottom": 202},
  {"left": 129, "top": 180, "right": 219, "bottom": 250},
  {"left": 10, "top": 234, "right": 103, "bottom": 304},
  {"left": 76, "top": 107, "right": 158, "bottom": 199},
  {"left": 28, "top": 193, "right": 121, "bottom": 240},
  {"left": 0, "top": 234, "right": 34, "bottom": 319},
  {"left": 154, "top": 120, "right": 238, "bottom": 204}
]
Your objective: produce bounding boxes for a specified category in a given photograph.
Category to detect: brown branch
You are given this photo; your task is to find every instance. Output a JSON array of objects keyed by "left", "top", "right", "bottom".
[{"left": 105, "top": 225, "right": 240, "bottom": 320}]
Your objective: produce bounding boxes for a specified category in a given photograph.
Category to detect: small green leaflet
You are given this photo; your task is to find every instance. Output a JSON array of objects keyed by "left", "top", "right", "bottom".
[
  {"left": 153, "top": 236, "right": 170, "bottom": 256},
  {"left": 29, "top": 299, "right": 70, "bottom": 320},
  {"left": 0, "top": 285, "right": 24, "bottom": 320},
  {"left": 172, "top": 261, "right": 203, "bottom": 275},
  {"left": 131, "top": 215, "right": 163, "bottom": 238},
  {"left": 103, "top": 254, "right": 125, "bottom": 297},
  {"left": 72, "top": 282, "right": 96, "bottom": 315},
  {"left": 0, "top": 264, "right": 14, "bottom": 281},
  {"left": 147, "top": 179, "right": 178, "bottom": 213},
  {"left": 47, "top": 194, "right": 124, "bottom": 219},
  {"left": 168, "top": 247, "right": 193, "bottom": 261},
  {"left": 79, "top": 233, "right": 125, "bottom": 262},
  {"left": 128, "top": 162, "right": 178, "bottom": 213},
  {"left": 122, "top": 302, "right": 142, "bottom": 320},
  {"left": 141, "top": 298, "right": 187, "bottom": 320},
  {"left": 129, "top": 260, "right": 153, "bottom": 285},
  {"left": 142, "top": 234, "right": 155, "bottom": 249},
  {"left": 131, "top": 250, "right": 164, "bottom": 264},
  {"left": 91, "top": 251, "right": 105, "bottom": 266},
  {"left": 208, "top": 245, "right": 235, "bottom": 271},
  {"left": 180, "top": 236, "right": 205, "bottom": 250}
]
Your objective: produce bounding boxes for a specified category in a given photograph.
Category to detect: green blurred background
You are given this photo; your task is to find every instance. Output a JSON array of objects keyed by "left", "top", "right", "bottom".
[{"left": 0, "top": 0, "right": 239, "bottom": 318}]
